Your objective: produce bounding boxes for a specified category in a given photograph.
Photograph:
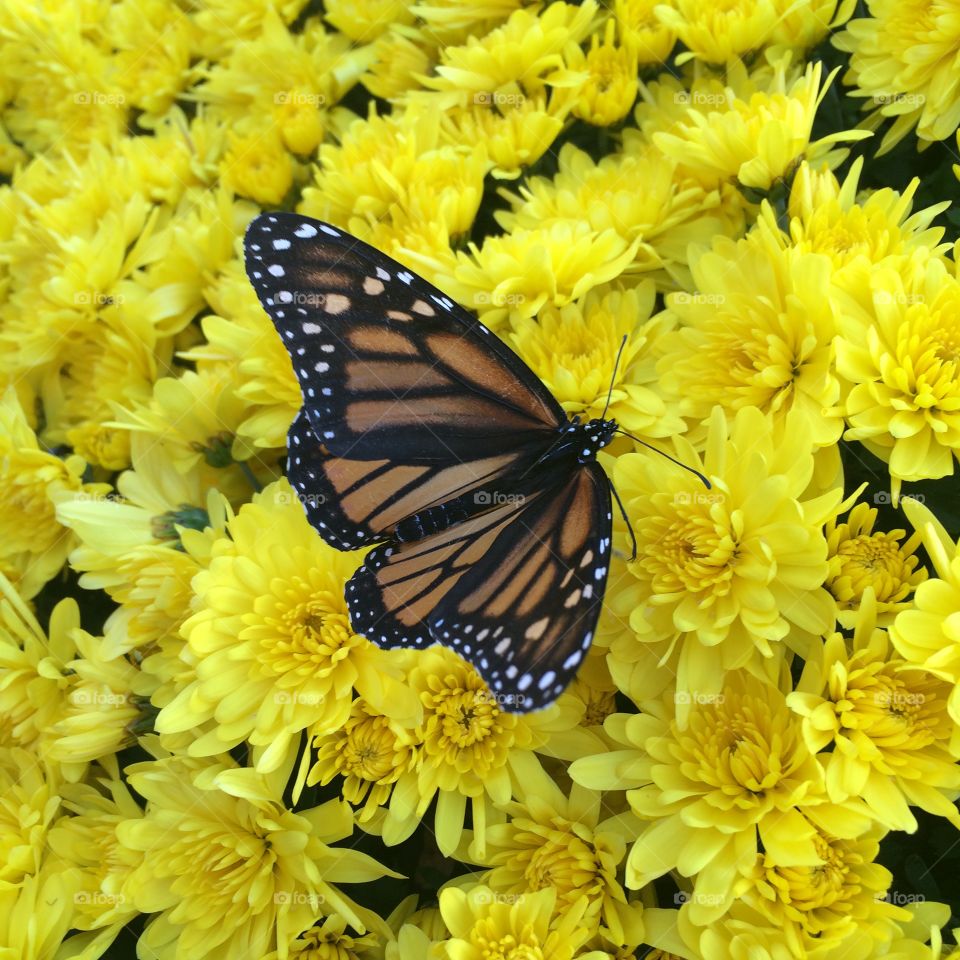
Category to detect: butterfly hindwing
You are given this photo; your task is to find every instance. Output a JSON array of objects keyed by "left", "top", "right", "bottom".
[{"left": 346, "top": 463, "right": 612, "bottom": 710}]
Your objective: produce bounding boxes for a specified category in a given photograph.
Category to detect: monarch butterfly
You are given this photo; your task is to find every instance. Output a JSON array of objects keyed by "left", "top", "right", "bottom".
[{"left": 244, "top": 213, "right": 629, "bottom": 712}]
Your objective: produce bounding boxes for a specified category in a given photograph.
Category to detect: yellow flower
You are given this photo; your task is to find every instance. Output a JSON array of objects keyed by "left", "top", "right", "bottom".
[
  {"left": 301, "top": 106, "right": 487, "bottom": 240},
  {"left": 324, "top": 0, "right": 415, "bottom": 40},
  {"left": 834, "top": 0, "right": 960, "bottom": 154},
  {"left": 265, "top": 913, "right": 385, "bottom": 959},
  {"left": 613, "top": 406, "right": 838, "bottom": 687},
  {"left": 647, "top": 58, "right": 870, "bottom": 191},
  {"left": 569, "top": 20, "right": 639, "bottom": 127},
  {"left": 428, "top": 221, "right": 640, "bottom": 331},
  {"left": 438, "top": 885, "right": 607, "bottom": 960},
  {"left": 467, "top": 763, "right": 646, "bottom": 948},
  {"left": 362, "top": 28, "right": 436, "bottom": 101},
  {"left": 220, "top": 128, "right": 294, "bottom": 206},
  {"left": 789, "top": 591, "right": 960, "bottom": 832},
  {"left": 385, "top": 647, "right": 592, "bottom": 857},
  {"left": 835, "top": 257, "right": 960, "bottom": 492},
  {"left": 769, "top": 0, "right": 858, "bottom": 51},
  {"left": 0, "top": 745, "right": 60, "bottom": 885},
  {"left": 47, "top": 777, "right": 142, "bottom": 931},
  {"left": 507, "top": 282, "right": 684, "bottom": 439},
  {"left": 772, "top": 157, "right": 950, "bottom": 289},
  {"left": 499, "top": 139, "right": 732, "bottom": 284},
  {"left": 156, "top": 479, "right": 419, "bottom": 773},
  {"left": 654, "top": 0, "right": 781, "bottom": 64},
  {"left": 308, "top": 697, "right": 418, "bottom": 824},
  {"left": 657, "top": 222, "right": 843, "bottom": 445},
  {"left": 571, "top": 673, "right": 845, "bottom": 926},
  {"left": 118, "top": 753, "right": 396, "bottom": 958},
  {"left": 0, "top": 867, "right": 83, "bottom": 960},
  {"left": 889, "top": 498, "right": 960, "bottom": 726},
  {"left": 0, "top": 387, "right": 91, "bottom": 590},
  {"left": 825, "top": 501, "right": 926, "bottom": 627},
  {"left": 190, "top": 0, "right": 311, "bottom": 61},
  {"left": 615, "top": 0, "right": 676, "bottom": 65}
]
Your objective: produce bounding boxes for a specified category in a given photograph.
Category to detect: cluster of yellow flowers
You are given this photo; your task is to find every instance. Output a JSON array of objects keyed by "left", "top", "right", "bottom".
[{"left": 3, "top": 0, "right": 960, "bottom": 958}]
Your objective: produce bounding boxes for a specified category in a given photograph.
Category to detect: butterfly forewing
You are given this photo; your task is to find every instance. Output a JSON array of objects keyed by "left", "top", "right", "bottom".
[{"left": 347, "top": 463, "right": 612, "bottom": 711}]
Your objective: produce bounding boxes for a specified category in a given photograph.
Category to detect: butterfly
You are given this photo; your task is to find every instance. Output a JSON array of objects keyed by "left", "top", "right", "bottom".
[{"left": 244, "top": 213, "right": 621, "bottom": 713}]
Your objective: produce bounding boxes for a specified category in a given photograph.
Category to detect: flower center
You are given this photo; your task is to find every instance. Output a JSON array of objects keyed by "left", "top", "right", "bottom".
[{"left": 831, "top": 533, "right": 914, "bottom": 602}]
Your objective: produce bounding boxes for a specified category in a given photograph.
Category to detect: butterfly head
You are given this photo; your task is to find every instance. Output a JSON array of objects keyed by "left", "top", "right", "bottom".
[{"left": 572, "top": 417, "right": 619, "bottom": 464}]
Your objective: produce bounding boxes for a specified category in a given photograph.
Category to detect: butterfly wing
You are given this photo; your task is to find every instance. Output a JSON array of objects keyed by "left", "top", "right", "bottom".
[
  {"left": 347, "top": 462, "right": 612, "bottom": 711},
  {"left": 245, "top": 213, "right": 567, "bottom": 547}
]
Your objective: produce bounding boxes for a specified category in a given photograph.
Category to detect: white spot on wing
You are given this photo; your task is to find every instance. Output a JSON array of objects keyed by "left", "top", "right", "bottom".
[{"left": 295, "top": 223, "right": 318, "bottom": 238}]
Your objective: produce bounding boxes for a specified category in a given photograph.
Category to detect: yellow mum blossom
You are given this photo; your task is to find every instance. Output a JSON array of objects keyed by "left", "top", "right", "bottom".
[
  {"left": 118, "top": 753, "right": 396, "bottom": 958},
  {"left": 438, "top": 885, "right": 608, "bottom": 960},
  {"left": 499, "top": 139, "right": 738, "bottom": 285},
  {"left": 507, "top": 281, "right": 685, "bottom": 439},
  {"left": 183, "top": 258, "right": 301, "bottom": 451},
  {"left": 613, "top": 406, "right": 838, "bottom": 691},
  {"left": 571, "top": 672, "right": 861, "bottom": 926},
  {"left": 362, "top": 28, "right": 436, "bottom": 101},
  {"left": 646, "top": 58, "right": 870, "bottom": 191},
  {"left": 0, "top": 388, "right": 92, "bottom": 593},
  {"left": 568, "top": 19, "right": 639, "bottom": 127},
  {"left": 266, "top": 913, "right": 385, "bottom": 960},
  {"left": 190, "top": 0, "right": 311, "bottom": 61},
  {"left": 308, "top": 697, "right": 418, "bottom": 825},
  {"left": 383, "top": 647, "right": 594, "bottom": 857},
  {"left": 439, "top": 91, "right": 567, "bottom": 181},
  {"left": 467, "top": 763, "right": 646, "bottom": 949},
  {"left": 220, "top": 128, "right": 295, "bottom": 206},
  {"left": 427, "top": 221, "right": 641, "bottom": 330},
  {"left": 615, "top": 0, "right": 676, "bottom": 65},
  {"left": 655, "top": 0, "right": 781, "bottom": 65},
  {"left": 789, "top": 591, "right": 960, "bottom": 832},
  {"left": 890, "top": 498, "right": 960, "bottom": 726},
  {"left": 47, "top": 777, "right": 143, "bottom": 932},
  {"left": 834, "top": 0, "right": 960, "bottom": 154},
  {"left": 422, "top": 1, "right": 598, "bottom": 102},
  {"left": 0, "top": 745, "right": 60, "bottom": 885},
  {"left": 657, "top": 222, "right": 843, "bottom": 445},
  {"left": 301, "top": 107, "right": 487, "bottom": 239},
  {"left": 0, "top": 867, "right": 84, "bottom": 960},
  {"left": 771, "top": 157, "right": 950, "bottom": 289},
  {"left": 156, "top": 479, "right": 419, "bottom": 772},
  {"left": 409, "top": 0, "right": 527, "bottom": 42},
  {"left": 105, "top": 0, "right": 198, "bottom": 118},
  {"left": 825, "top": 502, "right": 926, "bottom": 627},
  {"left": 769, "top": 0, "right": 858, "bottom": 51},
  {"left": 835, "top": 258, "right": 960, "bottom": 492}
]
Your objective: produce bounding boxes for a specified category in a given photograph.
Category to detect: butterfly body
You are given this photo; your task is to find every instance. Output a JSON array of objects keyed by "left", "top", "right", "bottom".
[{"left": 245, "top": 213, "right": 616, "bottom": 712}]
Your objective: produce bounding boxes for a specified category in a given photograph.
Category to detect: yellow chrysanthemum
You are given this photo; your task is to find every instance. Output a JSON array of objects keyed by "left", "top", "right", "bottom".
[
  {"left": 769, "top": 0, "right": 857, "bottom": 51},
  {"left": 0, "top": 744, "right": 60, "bottom": 885},
  {"left": 308, "top": 697, "right": 418, "bottom": 824},
  {"left": 467, "top": 764, "right": 645, "bottom": 948},
  {"left": 425, "top": 221, "right": 640, "bottom": 331},
  {"left": 568, "top": 19, "right": 638, "bottom": 127},
  {"left": 889, "top": 498, "right": 960, "bottom": 726},
  {"left": 438, "top": 885, "right": 607, "bottom": 960},
  {"left": 834, "top": 0, "right": 960, "bottom": 154},
  {"left": 507, "top": 282, "right": 684, "bottom": 439},
  {"left": 775, "top": 158, "right": 950, "bottom": 288},
  {"left": 571, "top": 672, "right": 852, "bottom": 926},
  {"left": 324, "top": 0, "right": 415, "bottom": 40},
  {"left": 790, "top": 591, "right": 960, "bottom": 832},
  {"left": 835, "top": 258, "right": 960, "bottom": 492},
  {"left": 615, "top": 0, "right": 676, "bottom": 65},
  {"left": 612, "top": 406, "right": 838, "bottom": 691},
  {"left": 657, "top": 221, "right": 842, "bottom": 445},
  {"left": 825, "top": 502, "right": 926, "bottom": 627},
  {"left": 189, "top": 0, "right": 311, "bottom": 61},
  {"left": 219, "top": 128, "right": 294, "bottom": 206},
  {"left": 645, "top": 58, "right": 870, "bottom": 191},
  {"left": 499, "top": 140, "right": 736, "bottom": 284},
  {"left": 266, "top": 913, "right": 385, "bottom": 960},
  {"left": 383, "top": 647, "right": 593, "bottom": 857},
  {"left": 47, "top": 777, "right": 142, "bottom": 931},
  {"left": 654, "top": 0, "right": 781, "bottom": 65},
  {"left": 118, "top": 753, "right": 396, "bottom": 959},
  {"left": 362, "top": 28, "right": 436, "bottom": 101},
  {"left": 0, "top": 867, "right": 84, "bottom": 960},
  {"left": 156, "top": 479, "right": 418, "bottom": 772}
]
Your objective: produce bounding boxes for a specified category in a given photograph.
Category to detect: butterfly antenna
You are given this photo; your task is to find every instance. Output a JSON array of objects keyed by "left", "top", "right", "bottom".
[
  {"left": 608, "top": 477, "right": 639, "bottom": 561},
  {"left": 617, "top": 430, "right": 712, "bottom": 489},
  {"left": 601, "top": 335, "right": 629, "bottom": 421}
]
